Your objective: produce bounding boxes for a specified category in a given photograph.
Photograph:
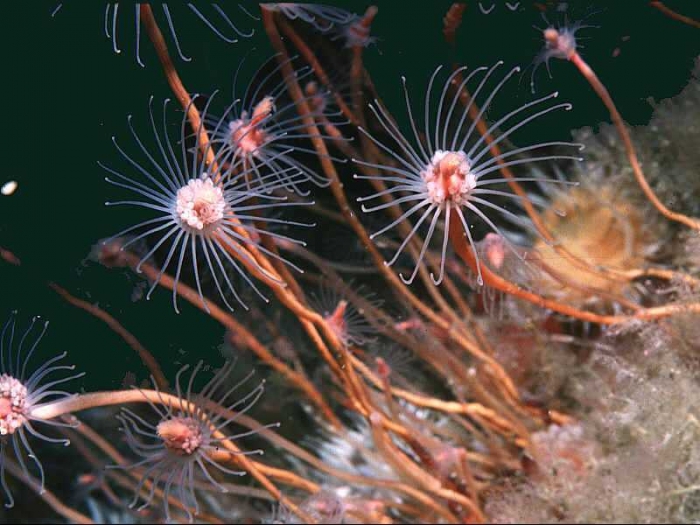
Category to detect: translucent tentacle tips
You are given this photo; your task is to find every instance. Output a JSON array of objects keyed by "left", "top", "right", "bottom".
[
  {"left": 104, "top": 3, "right": 255, "bottom": 66},
  {"left": 0, "top": 313, "right": 83, "bottom": 508},
  {"left": 110, "top": 361, "right": 276, "bottom": 523},
  {"left": 354, "top": 63, "right": 583, "bottom": 287},
  {"left": 102, "top": 95, "right": 314, "bottom": 314},
  {"left": 261, "top": 3, "right": 359, "bottom": 33}
]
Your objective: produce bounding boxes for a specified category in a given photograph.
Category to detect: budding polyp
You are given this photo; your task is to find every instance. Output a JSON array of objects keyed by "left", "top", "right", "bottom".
[
  {"left": 307, "top": 492, "right": 346, "bottom": 520},
  {"left": 229, "top": 96, "right": 274, "bottom": 155},
  {"left": 360, "top": 6, "right": 379, "bottom": 29},
  {"left": 432, "top": 443, "right": 465, "bottom": 477},
  {"left": 157, "top": 417, "right": 204, "bottom": 456},
  {"left": 483, "top": 232, "right": 506, "bottom": 270},
  {"left": 394, "top": 318, "right": 422, "bottom": 332},
  {"left": 97, "top": 238, "right": 129, "bottom": 268},
  {"left": 423, "top": 150, "right": 476, "bottom": 206},
  {"left": 304, "top": 81, "right": 326, "bottom": 114},
  {"left": 375, "top": 357, "right": 391, "bottom": 379},
  {"left": 343, "top": 6, "right": 378, "bottom": 48},
  {"left": 326, "top": 300, "right": 349, "bottom": 342},
  {"left": 544, "top": 27, "right": 576, "bottom": 60}
]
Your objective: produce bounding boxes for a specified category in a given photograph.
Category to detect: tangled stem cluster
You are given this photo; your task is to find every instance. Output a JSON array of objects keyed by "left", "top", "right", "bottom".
[{"left": 3, "top": 3, "right": 700, "bottom": 524}]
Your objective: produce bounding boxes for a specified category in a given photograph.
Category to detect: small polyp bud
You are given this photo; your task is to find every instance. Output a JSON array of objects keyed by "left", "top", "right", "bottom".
[
  {"left": 544, "top": 27, "right": 559, "bottom": 45},
  {"left": 375, "top": 357, "right": 391, "bottom": 379},
  {"left": 360, "top": 6, "right": 378, "bottom": 28},
  {"left": 394, "top": 318, "right": 422, "bottom": 331},
  {"left": 483, "top": 232, "right": 506, "bottom": 270},
  {"left": 251, "top": 96, "right": 275, "bottom": 126},
  {"left": 305, "top": 81, "right": 320, "bottom": 98},
  {"left": 369, "top": 411, "right": 383, "bottom": 426},
  {"left": 326, "top": 300, "right": 349, "bottom": 342}
]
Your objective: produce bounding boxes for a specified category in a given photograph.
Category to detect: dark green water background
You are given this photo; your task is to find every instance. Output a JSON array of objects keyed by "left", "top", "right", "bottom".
[{"left": 1, "top": 1, "right": 698, "bottom": 395}]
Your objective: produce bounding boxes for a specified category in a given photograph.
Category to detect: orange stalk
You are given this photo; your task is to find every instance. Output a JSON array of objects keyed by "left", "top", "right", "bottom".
[
  {"left": 139, "top": 5, "right": 217, "bottom": 172},
  {"left": 275, "top": 16, "right": 361, "bottom": 126},
  {"left": 650, "top": 1, "right": 700, "bottom": 28},
  {"left": 35, "top": 389, "right": 315, "bottom": 523},
  {"left": 443, "top": 3, "right": 467, "bottom": 47},
  {"left": 119, "top": 251, "right": 342, "bottom": 429},
  {"left": 263, "top": 10, "right": 524, "bottom": 408},
  {"left": 49, "top": 282, "right": 168, "bottom": 389},
  {"left": 569, "top": 50, "right": 700, "bottom": 230}
]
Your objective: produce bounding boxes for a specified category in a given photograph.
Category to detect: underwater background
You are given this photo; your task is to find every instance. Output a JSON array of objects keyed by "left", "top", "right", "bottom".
[
  {"left": 3, "top": 0, "right": 698, "bottom": 395},
  {"left": 1, "top": 1, "right": 700, "bottom": 523}
]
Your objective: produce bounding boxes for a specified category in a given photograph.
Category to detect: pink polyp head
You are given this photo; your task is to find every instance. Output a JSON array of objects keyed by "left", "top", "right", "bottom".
[
  {"left": 0, "top": 374, "right": 28, "bottom": 436},
  {"left": 176, "top": 178, "right": 226, "bottom": 231},
  {"left": 157, "top": 417, "right": 204, "bottom": 456},
  {"left": 342, "top": 6, "right": 378, "bottom": 48},
  {"left": 423, "top": 150, "right": 476, "bottom": 206},
  {"left": 228, "top": 96, "right": 274, "bottom": 155},
  {"left": 326, "top": 300, "right": 349, "bottom": 343},
  {"left": 544, "top": 27, "right": 577, "bottom": 60}
]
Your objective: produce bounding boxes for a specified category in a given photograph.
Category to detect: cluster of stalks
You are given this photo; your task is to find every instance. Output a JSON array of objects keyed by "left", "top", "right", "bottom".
[{"left": 4, "top": 3, "right": 700, "bottom": 523}]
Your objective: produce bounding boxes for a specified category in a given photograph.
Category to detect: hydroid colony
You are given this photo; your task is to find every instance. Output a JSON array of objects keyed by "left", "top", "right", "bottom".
[{"left": 2, "top": 2, "right": 700, "bottom": 523}]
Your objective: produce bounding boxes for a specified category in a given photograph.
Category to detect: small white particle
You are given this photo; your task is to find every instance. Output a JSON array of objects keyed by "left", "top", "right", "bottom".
[{"left": 1, "top": 181, "right": 17, "bottom": 196}]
